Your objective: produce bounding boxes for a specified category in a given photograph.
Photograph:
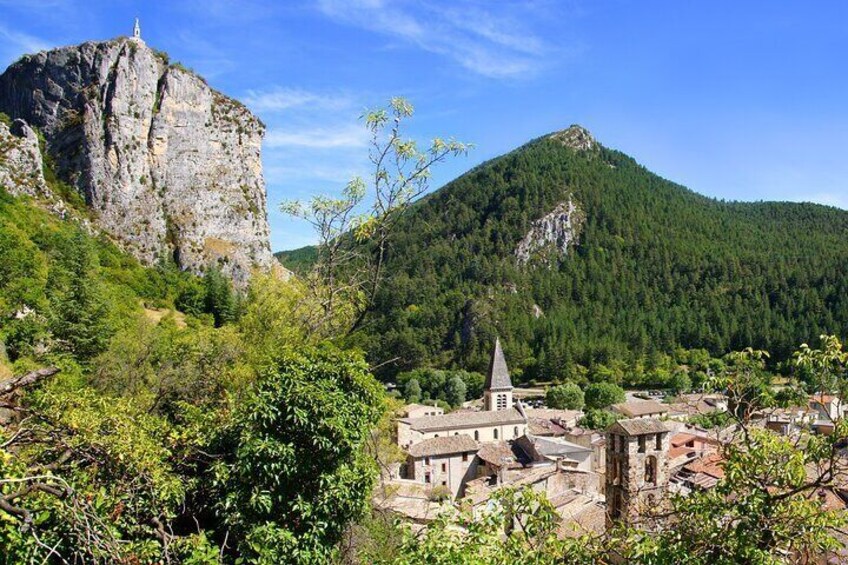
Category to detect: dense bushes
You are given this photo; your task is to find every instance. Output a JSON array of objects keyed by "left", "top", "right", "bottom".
[{"left": 0, "top": 190, "right": 386, "bottom": 563}]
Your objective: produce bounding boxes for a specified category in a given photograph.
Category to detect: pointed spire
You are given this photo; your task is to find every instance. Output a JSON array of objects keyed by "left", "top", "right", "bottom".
[
  {"left": 133, "top": 18, "right": 141, "bottom": 40},
  {"left": 484, "top": 338, "right": 513, "bottom": 391}
]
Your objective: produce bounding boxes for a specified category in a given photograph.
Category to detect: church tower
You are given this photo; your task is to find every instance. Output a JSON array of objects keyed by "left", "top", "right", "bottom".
[
  {"left": 132, "top": 18, "right": 142, "bottom": 41},
  {"left": 605, "top": 418, "right": 669, "bottom": 527},
  {"left": 483, "top": 338, "right": 514, "bottom": 412}
]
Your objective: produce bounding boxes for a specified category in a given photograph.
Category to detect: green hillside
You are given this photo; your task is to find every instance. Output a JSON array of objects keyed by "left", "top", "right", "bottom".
[
  {"left": 275, "top": 245, "right": 318, "bottom": 275},
  {"left": 342, "top": 127, "right": 848, "bottom": 379}
]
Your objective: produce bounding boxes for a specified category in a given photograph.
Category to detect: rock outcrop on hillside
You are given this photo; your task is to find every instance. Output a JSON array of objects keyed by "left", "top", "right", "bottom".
[
  {"left": 515, "top": 197, "right": 584, "bottom": 265},
  {"left": 0, "top": 119, "right": 50, "bottom": 199},
  {"left": 0, "top": 36, "right": 272, "bottom": 282}
]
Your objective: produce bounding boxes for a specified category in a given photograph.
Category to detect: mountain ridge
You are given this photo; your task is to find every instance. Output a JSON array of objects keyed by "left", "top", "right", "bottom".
[{"left": 280, "top": 126, "right": 848, "bottom": 378}]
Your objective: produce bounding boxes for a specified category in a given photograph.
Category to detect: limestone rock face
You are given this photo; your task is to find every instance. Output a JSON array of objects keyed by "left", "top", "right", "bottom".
[
  {"left": 515, "top": 197, "right": 584, "bottom": 265},
  {"left": 0, "top": 119, "right": 50, "bottom": 199},
  {"left": 0, "top": 37, "right": 272, "bottom": 282},
  {"left": 549, "top": 125, "right": 596, "bottom": 151}
]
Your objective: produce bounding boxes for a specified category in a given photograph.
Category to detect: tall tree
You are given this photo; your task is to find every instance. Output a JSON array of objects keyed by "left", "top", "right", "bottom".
[
  {"left": 211, "top": 345, "right": 383, "bottom": 563},
  {"left": 50, "top": 231, "right": 110, "bottom": 360},
  {"left": 281, "top": 98, "right": 469, "bottom": 337}
]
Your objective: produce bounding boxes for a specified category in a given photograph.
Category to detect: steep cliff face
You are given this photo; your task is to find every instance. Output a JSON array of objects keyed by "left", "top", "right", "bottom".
[{"left": 0, "top": 37, "right": 272, "bottom": 282}]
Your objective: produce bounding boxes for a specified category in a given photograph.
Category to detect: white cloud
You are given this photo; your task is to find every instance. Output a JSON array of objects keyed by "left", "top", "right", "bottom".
[
  {"left": 244, "top": 87, "right": 353, "bottom": 113},
  {"left": 315, "top": 0, "right": 553, "bottom": 79},
  {"left": 265, "top": 123, "right": 369, "bottom": 149}
]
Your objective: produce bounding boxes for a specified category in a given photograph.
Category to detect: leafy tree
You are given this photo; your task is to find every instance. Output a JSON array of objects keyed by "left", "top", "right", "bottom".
[
  {"left": 688, "top": 409, "right": 733, "bottom": 430},
  {"left": 388, "top": 487, "right": 601, "bottom": 564},
  {"left": 404, "top": 378, "right": 422, "bottom": 404},
  {"left": 211, "top": 345, "right": 383, "bottom": 564},
  {"left": 584, "top": 382, "right": 626, "bottom": 410},
  {"left": 578, "top": 409, "right": 618, "bottom": 430},
  {"left": 445, "top": 374, "right": 467, "bottom": 408},
  {"left": 668, "top": 371, "right": 692, "bottom": 394},
  {"left": 281, "top": 97, "right": 469, "bottom": 336},
  {"left": 545, "top": 382, "right": 585, "bottom": 410}
]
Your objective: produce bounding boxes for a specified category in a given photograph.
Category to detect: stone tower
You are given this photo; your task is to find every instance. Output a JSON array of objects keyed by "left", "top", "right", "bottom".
[
  {"left": 605, "top": 418, "right": 669, "bottom": 526},
  {"left": 483, "top": 338, "right": 514, "bottom": 412},
  {"left": 132, "top": 18, "right": 142, "bottom": 41}
]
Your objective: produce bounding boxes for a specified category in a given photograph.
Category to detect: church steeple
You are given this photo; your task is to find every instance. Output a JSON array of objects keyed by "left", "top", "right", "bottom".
[
  {"left": 132, "top": 18, "right": 142, "bottom": 41},
  {"left": 484, "top": 338, "right": 514, "bottom": 411}
]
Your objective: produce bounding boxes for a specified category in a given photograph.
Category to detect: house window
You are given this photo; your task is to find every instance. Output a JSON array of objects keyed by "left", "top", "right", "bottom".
[
  {"left": 441, "top": 480, "right": 447, "bottom": 487},
  {"left": 656, "top": 433, "right": 663, "bottom": 451},
  {"left": 425, "top": 457, "right": 430, "bottom": 465},
  {"left": 441, "top": 463, "right": 446, "bottom": 472},
  {"left": 610, "top": 435, "right": 615, "bottom": 452},
  {"left": 497, "top": 394, "right": 507, "bottom": 409},
  {"left": 455, "top": 432, "right": 459, "bottom": 436},
  {"left": 474, "top": 430, "right": 480, "bottom": 441},
  {"left": 462, "top": 453, "right": 468, "bottom": 462},
  {"left": 513, "top": 426, "right": 519, "bottom": 438},
  {"left": 434, "top": 434, "right": 439, "bottom": 438},
  {"left": 645, "top": 456, "right": 657, "bottom": 485},
  {"left": 425, "top": 473, "right": 431, "bottom": 484},
  {"left": 638, "top": 436, "right": 646, "bottom": 453},
  {"left": 494, "top": 429, "right": 499, "bottom": 440}
]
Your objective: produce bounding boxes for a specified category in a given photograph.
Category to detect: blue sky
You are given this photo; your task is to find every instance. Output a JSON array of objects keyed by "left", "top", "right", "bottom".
[{"left": 2, "top": 1, "right": 847, "bottom": 251}]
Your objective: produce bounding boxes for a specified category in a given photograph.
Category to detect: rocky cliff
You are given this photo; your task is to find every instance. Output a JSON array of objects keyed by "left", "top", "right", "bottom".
[
  {"left": 0, "top": 36, "right": 272, "bottom": 282},
  {"left": 515, "top": 197, "right": 584, "bottom": 265},
  {"left": 0, "top": 118, "right": 50, "bottom": 200}
]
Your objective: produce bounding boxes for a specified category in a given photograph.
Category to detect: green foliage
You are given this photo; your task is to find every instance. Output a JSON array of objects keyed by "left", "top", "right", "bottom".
[
  {"left": 689, "top": 409, "right": 733, "bottom": 430},
  {"left": 404, "top": 378, "right": 421, "bottom": 403},
  {"left": 444, "top": 374, "right": 467, "bottom": 407},
  {"left": 545, "top": 381, "right": 584, "bottom": 410},
  {"left": 0, "top": 189, "right": 236, "bottom": 366},
  {"left": 203, "top": 267, "right": 237, "bottom": 327},
  {"left": 397, "top": 368, "right": 484, "bottom": 407},
  {"left": 388, "top": 487, "right": 600, "bottom": 565},
  {"left": 668, "top": 371, "right": 692, "bottom": 394},
  {"left": 584, "top": 381, "right": 626, "bottom": 410},
  {"left": 578, "top": 409, "right": 619, "bottom": 430},
  {"left": 352, "top": 134, "right": 848, "bottom": 378},
  {"left": 211, "top": 345, "right": 383, "bottom": 564},
  {"left": 48, "top": 231, "right": 111, "bottom": 360},
  {"left": 274, "top": 245, "right": 318, "bottom": 275}
]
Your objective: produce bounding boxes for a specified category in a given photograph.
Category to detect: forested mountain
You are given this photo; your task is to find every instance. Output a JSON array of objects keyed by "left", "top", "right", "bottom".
[{"left": 297, "top": 126, "right": 848, "bottom": 379}]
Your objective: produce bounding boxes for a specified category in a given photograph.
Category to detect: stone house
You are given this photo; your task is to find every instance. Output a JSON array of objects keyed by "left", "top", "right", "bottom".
[{"left": 406, "top": 435, "right": 479, "bottom": 499}]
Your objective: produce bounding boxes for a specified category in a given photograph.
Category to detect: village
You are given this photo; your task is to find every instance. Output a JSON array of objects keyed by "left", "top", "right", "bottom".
[{"left": 377, "top": 340, "right": 848, "bottom": 547}]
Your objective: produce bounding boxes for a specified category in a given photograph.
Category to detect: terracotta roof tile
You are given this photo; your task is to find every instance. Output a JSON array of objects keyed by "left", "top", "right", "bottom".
[{"left": 407, "top": 435, "right": 478, "bottom": 458}]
